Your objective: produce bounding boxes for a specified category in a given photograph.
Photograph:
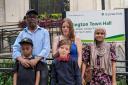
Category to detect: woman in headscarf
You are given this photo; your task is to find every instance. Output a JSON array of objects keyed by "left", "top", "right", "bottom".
[{"left": 82, "top": 28, "right": 116, "bottom": 85}]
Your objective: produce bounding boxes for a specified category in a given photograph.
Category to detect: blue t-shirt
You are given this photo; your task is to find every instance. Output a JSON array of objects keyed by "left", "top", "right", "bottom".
[{"left": 70, "top": 42, "right": 78, "bottom": 60}]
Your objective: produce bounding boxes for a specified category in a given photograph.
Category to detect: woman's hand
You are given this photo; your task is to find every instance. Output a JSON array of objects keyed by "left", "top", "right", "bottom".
[
  {"left": 112, "top": 81, "right": 116, "bottom": 85},
  {"left": 112, "top": 61, "right": 116, "bottom": 85},
  {"left": 82, "top": 79, "right": 86, "bottom": 85}
]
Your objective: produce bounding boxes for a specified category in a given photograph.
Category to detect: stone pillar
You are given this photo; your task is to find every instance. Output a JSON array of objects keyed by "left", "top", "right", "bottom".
[
  {"left": 0, "top": 0, "right": 5, "bottom": 25},
  {"left": 5, "top": 0, "right": 29, "bottom": 23},
  {"left": 110, "top": 0, "right": 124, "bottom": 9}
]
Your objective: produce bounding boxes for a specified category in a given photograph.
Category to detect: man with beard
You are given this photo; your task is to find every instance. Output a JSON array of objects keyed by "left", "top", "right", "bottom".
[{"left": 12, "top": 9, "right": 50, "bottom": 85}]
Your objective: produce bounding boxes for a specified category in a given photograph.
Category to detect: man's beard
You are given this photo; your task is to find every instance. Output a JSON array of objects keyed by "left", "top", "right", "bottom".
[{"left": 29, "top": 22, "right": 37, "bottom": 29}]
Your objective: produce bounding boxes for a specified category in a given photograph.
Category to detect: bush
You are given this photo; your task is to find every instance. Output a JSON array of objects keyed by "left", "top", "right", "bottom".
[
  {"left": 0, "top": 59, "right": 13, "bottom": 85},
  {"left": 0, "top": 72, "right": 13, "bottom": 85}
]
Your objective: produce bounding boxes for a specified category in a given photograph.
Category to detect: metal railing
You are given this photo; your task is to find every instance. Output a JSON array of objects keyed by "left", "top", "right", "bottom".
[
  {"left": 0, "top": 53, "right": 128, "bottom": 85},
  {"left": 0, "top": 24, "right": 21, "bottom": 53},
  {"left": 0, "top": 23, "right": 60, "bottom": 53}
]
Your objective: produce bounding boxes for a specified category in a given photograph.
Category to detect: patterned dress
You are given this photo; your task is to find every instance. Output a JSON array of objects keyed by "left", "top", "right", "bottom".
[{"left": 82, "top": 43, "right": 116, "bottom": 85}]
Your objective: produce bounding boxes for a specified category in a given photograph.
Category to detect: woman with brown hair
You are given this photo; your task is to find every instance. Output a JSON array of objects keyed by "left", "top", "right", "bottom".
[
  {"left": 82, "top": 28, "right": 116, "bottom": 85},
  {"left": 52, "top": 18, "right": 82, "bottom": 68}
]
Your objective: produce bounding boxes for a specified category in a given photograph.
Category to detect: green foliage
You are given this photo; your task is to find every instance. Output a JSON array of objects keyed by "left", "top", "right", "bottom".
[
  {"left": 38, "top": 13, "right": 62, "bottom": 20},
  {"left": 117, "top": 79, "right": 127, "bottom": 85},
  {"left": 0, "top": 59, "right": 13, "bottom": 85},
  {"left": 0, "top": 59, "right": 14, "bottom": 68},
  {"left": 38, "top": 12, "right": 48, "bottom": 20},
  {"left": 50, "top": 13, "right": 62, "bottom": 19},
  {"left": 0, "top": 72, "right": 13, "bottom": 85},
  {"left": 117, "top": 75, "right": 127, "bottom": 85}
]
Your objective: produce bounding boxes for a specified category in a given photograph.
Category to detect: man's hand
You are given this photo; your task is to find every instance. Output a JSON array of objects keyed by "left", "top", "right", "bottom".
[
  {"left": 29, "top": 59, "right": 38, "bottom": 67},
  {"left": 30, "top": 57, "right": 42, "bottom": 67},
  {"left": 17, "top": 56, "right": 31, "bottom": 68}
]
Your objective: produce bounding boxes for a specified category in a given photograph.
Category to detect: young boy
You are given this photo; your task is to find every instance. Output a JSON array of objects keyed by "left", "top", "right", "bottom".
[
  {"left": 13, "top": 38, "right": 41, "bottom": 85},
  {"left": 51, "top": 39, "right": 82, "bottom": 85}
]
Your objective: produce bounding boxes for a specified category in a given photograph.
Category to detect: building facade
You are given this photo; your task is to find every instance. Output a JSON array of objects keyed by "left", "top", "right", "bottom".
[
  {"left": 0, "top": 0, "right": 29, "bottom": 25},
  {"left": 1, "top": 0, "right": 128, "bottom": 25},
  {"left": 70, "top": 0, "right": 128, "bottom": 11}
]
